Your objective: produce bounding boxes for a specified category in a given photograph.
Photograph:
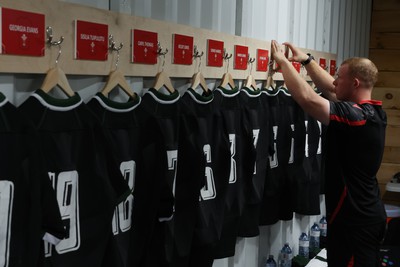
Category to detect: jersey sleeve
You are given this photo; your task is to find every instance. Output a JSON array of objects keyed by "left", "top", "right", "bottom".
[{"left": 329, "top": 101, "right": 366, "bottom": 126}]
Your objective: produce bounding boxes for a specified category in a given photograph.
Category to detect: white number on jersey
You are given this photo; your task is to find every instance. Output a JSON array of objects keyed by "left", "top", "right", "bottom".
[
  {"left": 0, "top": 181, "right": 14, "bottom": 267},
  {"left": 252, "top": 129, "right": 260, "bottom": 174},
  {"left": 112, "top": 160, "right": 136, "bottom": 235},
  {"left": 167, "top": 150, "right": 178, "bottom": 197},
  {"left": 305, "top": 120, "right": 310, "bottom": 157},
  {"left": 228, "top": 134, "right": 237, "bottom": 184},
  {"left": 289, "top": 124, "right": 295, "bottom": 164},
  {"left": 317, "top": 121, "right": 322, "bottom": 155},
  {"left": 45, "top": 171, "right": 80, "bottom": 256},
  {"left": 200, "top": 144, "right": 216, "bottom": 200},
  {"left": 269, "top": 126, "right": 278, "bottom": 168}
]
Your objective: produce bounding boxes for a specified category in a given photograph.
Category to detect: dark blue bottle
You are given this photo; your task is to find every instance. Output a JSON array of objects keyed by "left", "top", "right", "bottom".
[
  {"left": 319, "top": 216, "right": 327, "bottom": 237},
  {"left": 265, "top": 255, "right": 277, "bottom": 267},
  {"left": 278, "top": 243, "right": 292, "bottom": 267},
  {"left": 310, "top": 223, "right": 320, "bottom": 250},
  {"left": 298, "top": 232, "right": 309, "bottom": 258}
]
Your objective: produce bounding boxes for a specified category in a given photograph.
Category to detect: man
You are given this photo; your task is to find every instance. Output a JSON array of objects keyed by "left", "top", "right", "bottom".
[{"left": 270, "top": 40, "right": 387, "bottom": 267}]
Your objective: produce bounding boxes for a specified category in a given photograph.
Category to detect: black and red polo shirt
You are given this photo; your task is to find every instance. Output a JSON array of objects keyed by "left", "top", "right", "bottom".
[{"left": 325, "top": 100, "right": 387, "bottom": 225}]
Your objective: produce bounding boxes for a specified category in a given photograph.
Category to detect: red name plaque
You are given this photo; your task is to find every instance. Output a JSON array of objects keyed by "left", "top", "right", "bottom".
[
  {"left": 292, "top": 62, "right": 301, "bottom": 73},
  {"left": 173, "top": 33, "right": 193, "bottom": 65},
  {"left": 74, "top": 20, "right": 108, "bottom": 61},
  {"left": 330, "top": 59, "right": 337, "bottom": 76},
  {"left": 234, "top": 45, "right": 248, "bottom": 70},
  {"left": 132, "top": 29, "right": 157, "bottom": 64},
  {"left": 319, "top": 57, "right": 327, "bottom": 71},
  {"left": 1, "top": 7, "right": 45, "bottom": 56},
  {"left": 256, "top": 49, "right": 269, "bottom": 72},
  {"left": 207, "top": 39, "right": 224, "bottom": 67}
]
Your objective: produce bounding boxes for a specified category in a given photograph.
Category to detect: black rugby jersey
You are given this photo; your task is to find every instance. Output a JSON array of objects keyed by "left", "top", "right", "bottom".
[
  {"left": 325, "top": 100, "right": 386, "bottom": 225},
  {"left": 172, "top": 88, "right": 231, "bottom": 267},
  {"left": 277, "top": 87, "right": 305, "bottom": 221},
  {"left": 18, "top": 89, "right": 130, "bottom": 267},
  {"left": 212, "top": 86, "right": 255, "bottom": 259},
  {"left": 237, "top": 87, "right": 272, "bottom": 237},
  {"left": 86, "top": 93, "right": 141, "bottom": 267},
  {"left": 259, "top": 87, "right": 292, "bottom": 225},
  {"left": 136, "top": 88, "right": 180, "bottom": 267},
  {"left": 0, "top": 93, "right": 64, "bottom": 267}
]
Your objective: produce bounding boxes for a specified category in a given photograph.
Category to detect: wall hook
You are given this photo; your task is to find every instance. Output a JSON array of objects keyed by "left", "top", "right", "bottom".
[
  {"left": 108, "top": 35, "right": 123, "bottom": 70},
  {"left": 223, "top": 48, "right": 232, "bottom": 60},
  {"left": 193, "top": 45, "right": 204, "bottom": 58},
  {"left": 46, "top": 26, "right": 64, "bottom": 46},
  {"left": 109, "top": 34, "right": 123, "bottom": 51},
  {"left": 247, "top": 54, "right": 255, "bottom": 64},
  {"left": 157, "top": 42, "right": 169, "bottom": 56},
  {"left": 46, "top": 26, "right": 64, "bottom": 65}
]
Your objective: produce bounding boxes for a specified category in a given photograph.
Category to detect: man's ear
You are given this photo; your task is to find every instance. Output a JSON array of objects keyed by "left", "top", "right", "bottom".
[{"left": 353, "top": 77, "right": 361, "bottom": 88}]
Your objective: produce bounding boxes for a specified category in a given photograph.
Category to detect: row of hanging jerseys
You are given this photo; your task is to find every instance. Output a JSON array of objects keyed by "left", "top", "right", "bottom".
[{"left": 0, "top": 72, "right": 325, "bottom": 267}]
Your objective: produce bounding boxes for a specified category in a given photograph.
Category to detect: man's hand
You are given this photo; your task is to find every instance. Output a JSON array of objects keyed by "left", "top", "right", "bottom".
[
  {"left": 271, "top": 40, "right": 288, "bottom": 65},
  {"left": 283, "top": 42, "right": 308, "bottom": 63}
]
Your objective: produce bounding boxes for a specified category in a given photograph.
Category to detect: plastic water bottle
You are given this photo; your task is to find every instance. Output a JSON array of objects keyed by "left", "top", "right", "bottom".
[
  {"left": 265, "top": 255, "right": 277, "bottom": 267},
  {"left": 319, "top": 216, "right": 327, "bottom": 248},
  {"left": 298, "top": 232, "right": 309, "bottom": 259},
  {"left": 278, "top": 243, "right": 292, "bottom": 267},
  {"left": 319, "top": 216, "right": 327, "bottom": 237},
  {"left": 310, "top": 222, "right": 320, "bottom": 250}
]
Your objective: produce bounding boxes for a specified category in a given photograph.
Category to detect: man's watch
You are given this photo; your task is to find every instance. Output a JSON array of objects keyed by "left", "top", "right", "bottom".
[{"left": 301, "top": 53, "right": 314, "bottom": 66}]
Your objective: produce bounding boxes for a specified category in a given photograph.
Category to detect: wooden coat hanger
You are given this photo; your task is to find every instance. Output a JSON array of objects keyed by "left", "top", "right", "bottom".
[
  {"left": 219, "top": 72, "right": 236, "bottom": 89},
  {"left": 40, "top": 26, "right": 74, "bottom": 97},
  {"left": 190, "top": 71, "right": 208, "bottom": 92},
  {"left": 244, "top": 56, "right": 257, "bottom": 90},
  {"left": 101, "top": 35, "right": 135, "bottom": 98},
  {"left": 190, "top": 46, "right": 208, "bottom": 92},
  {"left": 101, "top": 70, "right": 135, "bottom": 98},
  {"left": 263, "top": 75, "right": 276, "bottom": 90},
  {"left": 40, "top": 66, "right": 75, "bottom": 97},
  {"left": 244, "top": 74, "right": 257, "bottom": 90},
  {"left": 153, "top": 70, "right": 175, "bottom": 93},
  {"left": 219, "top": 49, "right": 235, "bottom": 89},
  {"left": 153, "top": 43, "right": 175, "bottom": 94}
]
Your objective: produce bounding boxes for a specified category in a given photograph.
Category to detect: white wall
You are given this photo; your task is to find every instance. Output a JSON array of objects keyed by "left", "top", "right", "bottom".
[{"left": 0, "top": 0, "right": 372, "bottom": 266}]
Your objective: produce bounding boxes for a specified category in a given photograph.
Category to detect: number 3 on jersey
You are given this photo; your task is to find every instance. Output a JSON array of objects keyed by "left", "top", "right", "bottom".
[
  {"left": 200, "top": 144, "right": 216, "bottom": 200},
  {"left": 112, "top": 160, "right": 135, "bottom": 235}
]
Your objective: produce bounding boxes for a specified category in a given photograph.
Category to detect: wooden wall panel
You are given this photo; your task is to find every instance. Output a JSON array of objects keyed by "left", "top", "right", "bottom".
[
  {"left": 385, "top": 125, "right": 400, "bottom": 147},
  {"left": 371, "top": 1, "right": 400, "bottom": 203},
  {"left": 372, "top": 87, "right": 400, "bottom": 109},
  {"left": 373, "top": 0, "right": 400, "bottom": 11},
  {"left": 370, "top": 32, "right": 400, "bottom": 49},
  {"left": 369, "top": 49, "right": 400, "bottom": 71},
  {"left": 383, "top": 147, "right": 400, "bottom": 164},
  {"left": 371, "top": 11, "right": 400, "bottom": 32},
  {"left": 376, "top": 72, "right": 400, "bottom": 87}
]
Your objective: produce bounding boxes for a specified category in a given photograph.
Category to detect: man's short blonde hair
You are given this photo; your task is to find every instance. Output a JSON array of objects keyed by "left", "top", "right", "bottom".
[{"left": 341, "top": 57, "right": 378, "bottom": 88}]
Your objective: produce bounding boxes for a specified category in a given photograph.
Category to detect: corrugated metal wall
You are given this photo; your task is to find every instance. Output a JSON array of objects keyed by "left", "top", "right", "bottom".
[{"left": 0, "top": 0, "right": 372, "bottom": 266}]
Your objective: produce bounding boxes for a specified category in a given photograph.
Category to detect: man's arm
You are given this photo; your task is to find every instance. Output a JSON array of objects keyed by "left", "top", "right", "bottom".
[
  {"left": 284, "top": 42, "right": 337, "bottom": 102},
  {"left": 271, "top": 40, "right": 330, "bottom": 126}
]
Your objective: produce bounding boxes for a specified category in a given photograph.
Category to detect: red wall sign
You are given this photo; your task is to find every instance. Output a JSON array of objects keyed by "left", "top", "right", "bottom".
[
  {"left": 132, "top": 29, "right": 157, "bottom": 64},
  {"left": 330, "top": 59, "right": 337, "bottom": 76},
  {"left": 1, "top": 7, "right": 45, "bottom": 56},
  {"left": 207, "top": 39, "right": 224, "bottom": 67},
  {"left": 74, "top": 20, "right": 108, "bottom": 61},
  {"left": 292, "top": 62, "right": 301, "bottom": 73},
  {"left": 256, "top": 49, "right": 269, "bottom": 72},
  {"left": 319, "top": 57, "right": 327, "bottom": 71},
  {"left": 234, "top": 45, "right": 248, "bottom": 70},
  {"left": 173, "top": 33, "right": 193, "bottom": 65}
]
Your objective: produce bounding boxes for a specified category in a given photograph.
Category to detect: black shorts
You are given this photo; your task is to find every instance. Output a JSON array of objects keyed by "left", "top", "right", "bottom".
[{"left": 327, "top": 221, "right": 386, "bottom": 267}]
